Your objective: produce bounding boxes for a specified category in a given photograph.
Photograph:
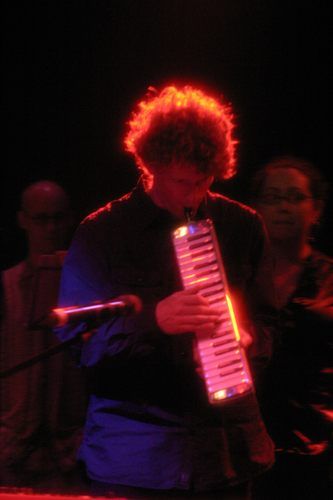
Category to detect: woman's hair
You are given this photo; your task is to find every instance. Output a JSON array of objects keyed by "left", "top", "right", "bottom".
[
  {"left": 124, "top": 85, "right": 238, "bottom": 180},
  {"left": 249, "top": 155, "right": 328, "bottom": 202}
]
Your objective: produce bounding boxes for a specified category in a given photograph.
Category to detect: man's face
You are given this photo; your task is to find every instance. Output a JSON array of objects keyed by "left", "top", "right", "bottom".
[
  {"left": 18, "top": 188, "right": 72, "bottom": 255},
  {"left": 149, "top": 163, "right": 214, "bottom": 219}
]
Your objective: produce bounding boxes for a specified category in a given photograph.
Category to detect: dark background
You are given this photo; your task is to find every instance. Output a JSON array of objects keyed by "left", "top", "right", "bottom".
[{"left": 3, "top": 1, "right": 332, "bottom": 267}]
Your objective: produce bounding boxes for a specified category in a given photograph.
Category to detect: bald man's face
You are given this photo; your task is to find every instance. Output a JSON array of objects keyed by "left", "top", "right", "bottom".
[{"left": 18, "top": 184, "right": 73, "bottom": 255}]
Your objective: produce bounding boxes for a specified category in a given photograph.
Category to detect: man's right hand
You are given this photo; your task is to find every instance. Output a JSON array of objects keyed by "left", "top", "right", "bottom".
[{"left": 155, "top": 288, "right": 223, "bottom": 337}]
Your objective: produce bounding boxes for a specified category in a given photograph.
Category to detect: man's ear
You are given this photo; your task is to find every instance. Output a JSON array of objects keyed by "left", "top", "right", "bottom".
[
  {"left": 67, "top": 208, "right": 75, "bottom": 228},
  {"left": 313, "top": 199, "right": 324, "bottom": 224}
]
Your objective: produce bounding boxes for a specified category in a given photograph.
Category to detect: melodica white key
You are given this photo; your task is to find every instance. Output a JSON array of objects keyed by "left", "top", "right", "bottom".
[{"left": 173, "top": 218, "right": 253, "bottom": 404}]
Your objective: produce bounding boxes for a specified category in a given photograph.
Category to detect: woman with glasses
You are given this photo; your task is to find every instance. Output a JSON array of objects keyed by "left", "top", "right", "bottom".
[{"left": 249, "top": 156, "right": 333, "bottom": 499}]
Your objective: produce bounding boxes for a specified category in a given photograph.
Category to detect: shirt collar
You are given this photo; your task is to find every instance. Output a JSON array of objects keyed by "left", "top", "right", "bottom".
[{"left": 127, "top": 177, "right": 213, "bottom": 231}]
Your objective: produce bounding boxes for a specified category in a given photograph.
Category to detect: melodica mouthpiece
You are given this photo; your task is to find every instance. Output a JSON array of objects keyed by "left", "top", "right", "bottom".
[{"left": 184, "top": 207, "right": 194, "bottom": 222}]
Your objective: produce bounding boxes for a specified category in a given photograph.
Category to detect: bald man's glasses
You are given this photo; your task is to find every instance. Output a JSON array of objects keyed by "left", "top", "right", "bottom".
[{"left": 23, "top": 211, "right": 68, "bottom": 226}]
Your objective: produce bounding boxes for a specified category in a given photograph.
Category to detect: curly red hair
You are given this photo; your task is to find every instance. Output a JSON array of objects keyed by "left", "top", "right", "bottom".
[{"left": 124, "top": 85, "right": 238, "bottom": 180}]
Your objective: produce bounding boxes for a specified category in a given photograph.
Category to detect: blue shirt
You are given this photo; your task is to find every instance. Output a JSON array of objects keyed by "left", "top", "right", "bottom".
[{"left": 56, "top": 182, "right": 275, "bottom": 491}]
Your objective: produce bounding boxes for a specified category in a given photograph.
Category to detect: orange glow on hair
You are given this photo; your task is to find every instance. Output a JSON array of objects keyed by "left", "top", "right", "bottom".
[{"left": 124, "top": 85, "right": 238, "bottom": 180}]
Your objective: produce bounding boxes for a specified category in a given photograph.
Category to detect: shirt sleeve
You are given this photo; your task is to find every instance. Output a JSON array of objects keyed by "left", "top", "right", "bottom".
[{"left": 55, "top": 219, "right": 164, "bottom": 368}]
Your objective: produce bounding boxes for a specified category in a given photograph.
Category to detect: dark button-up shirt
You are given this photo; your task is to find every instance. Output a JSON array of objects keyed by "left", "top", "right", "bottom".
[
  {"left": 56, "top": 182, "right": 275, "bottom": 491},
  {"left": 260, "top": 249, "right": 333, "bottom": 456}
]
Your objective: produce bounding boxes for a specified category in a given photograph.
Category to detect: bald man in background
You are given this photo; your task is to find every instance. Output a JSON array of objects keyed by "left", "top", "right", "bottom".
[
  {"left": 0, "top": 181, "right": 88, "bottom": 493},
  {"left": 17, "top": 180, "right": 73, "bottom": 263}
]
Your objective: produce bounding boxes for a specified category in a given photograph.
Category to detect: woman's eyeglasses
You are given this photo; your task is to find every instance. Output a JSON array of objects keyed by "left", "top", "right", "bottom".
[{"left": 259, "top": 192, "right": 313, "bottom": 206}]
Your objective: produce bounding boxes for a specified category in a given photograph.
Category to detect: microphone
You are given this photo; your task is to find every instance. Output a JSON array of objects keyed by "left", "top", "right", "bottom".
[{"left": 39, "top": 295, "right": 142, "bottom": 328}]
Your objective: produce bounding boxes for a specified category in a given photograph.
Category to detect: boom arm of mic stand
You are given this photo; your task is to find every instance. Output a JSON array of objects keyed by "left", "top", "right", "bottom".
[{"left": 0, "top": 327, "right": 90, "bottom": 379}]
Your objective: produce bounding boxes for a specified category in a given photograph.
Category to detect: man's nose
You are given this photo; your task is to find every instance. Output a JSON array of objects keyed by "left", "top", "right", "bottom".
[
  {"left": 277, "top": 199, "right": 293, "bottom": 210},
  {"left": 44, "top": 219, "right": 61, "bottom": 232}
]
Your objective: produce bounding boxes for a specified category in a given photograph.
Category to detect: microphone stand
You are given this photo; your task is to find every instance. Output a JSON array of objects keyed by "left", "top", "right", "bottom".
[
  {"left": 1, "top": 296, "right": 139, "bottom": 379},
  {"left": 0, "top": 332, "right": 81, "bottom": 379}
]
